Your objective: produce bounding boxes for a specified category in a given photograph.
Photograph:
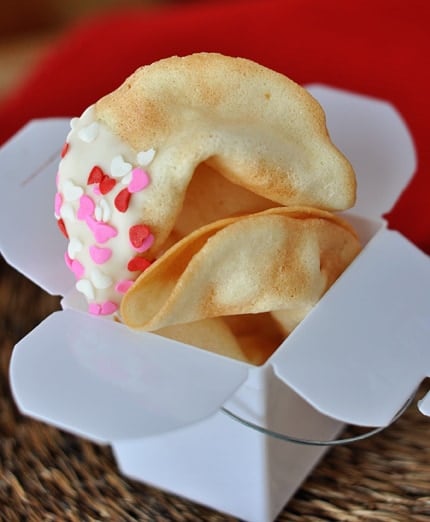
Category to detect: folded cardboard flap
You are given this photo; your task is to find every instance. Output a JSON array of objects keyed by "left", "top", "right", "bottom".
[
  {"left": 0, "top": 118, "right": 73, "bottom": 296},
  {"left": 273, "top": 229, "right": 430, "bottom": 427},
  {"left": 10, "top": 309, "right": 249, "bottom": 443}
]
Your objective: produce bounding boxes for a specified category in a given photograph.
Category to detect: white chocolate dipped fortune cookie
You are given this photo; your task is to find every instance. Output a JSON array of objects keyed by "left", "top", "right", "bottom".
[{"left": 56, "top": 53, "right": 359, "bottom": 363}]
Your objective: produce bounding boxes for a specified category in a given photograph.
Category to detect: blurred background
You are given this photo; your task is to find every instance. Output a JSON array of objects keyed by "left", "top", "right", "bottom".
[{"left": 0, "top": 0, "right": 183, "bottom": 99}]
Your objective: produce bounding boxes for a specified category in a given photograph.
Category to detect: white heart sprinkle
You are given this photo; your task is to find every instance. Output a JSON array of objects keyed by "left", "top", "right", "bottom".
[
  {"left": 111, "top": 155, "right": 132, "bottom": 178},
  {"left": 70, "top": 117, "right": 79, "bottom": 130},
  {"left": 137, "top": 148, "right": 156, "bottom": 166},
  {"left": 91, "top": 267, "right": 113, "bottom": 289},
  {"left": 67, "top": 238, "right": 83, "bottom": 259},
  {"left": 76, "top": 279, "right": 95, "bottom": 300},
  {"left": 78, "top": 121, "right": 100, "bottom": 143},
  {"left": 95, "top": 199, "right": 111, "bottom": 222},
  {"left": 121, "top": 172, "right": 133, "bottom": 185},
  {"left": 60, "top": 203, "right": 75, "bottom": 221},
  {"left": 63, "top": 180, "right": 84, "bottom": 201}
]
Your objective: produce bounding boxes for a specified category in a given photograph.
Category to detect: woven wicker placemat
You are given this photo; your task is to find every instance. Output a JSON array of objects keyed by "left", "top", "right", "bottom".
[{"left": 1, "top": 259, "right": 430, "bottom": 522}]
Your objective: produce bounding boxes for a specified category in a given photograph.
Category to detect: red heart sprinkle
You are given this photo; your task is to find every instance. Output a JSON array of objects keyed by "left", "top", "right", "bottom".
[
  {"left": 61, "top": 142, "right": 69, "bottom": 158},
  {"left": 99, "top": 175, "right": 116, "bottom": 195},
  {"left": 115, "top": 188, "right": 131, "bottom": 212},
  {"left": 127, "top": 256, "right": 152, "bottom": 272},
  {"left": 87, "top": 166, "right": 104, "bottom": 185},
  {"left": 57, "top": 218, "right": 69, "bottom": 238},
  {"left": 129, "top": 224, "right": 150, "bottom": 248}
]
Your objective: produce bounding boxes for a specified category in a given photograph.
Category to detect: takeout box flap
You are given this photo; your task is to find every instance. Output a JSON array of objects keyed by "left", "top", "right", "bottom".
[
  {"left": 306, "top": 85, "right": 417, "bottom": 220},
  {"left": 272, "top": 229, "right": 430, "bottom": 427},
  {"left": 10, "top": 309, "right": 249, "bottom": 443},
  {"left": 0, "top": 118, "right": 73, "bottom": 296}
]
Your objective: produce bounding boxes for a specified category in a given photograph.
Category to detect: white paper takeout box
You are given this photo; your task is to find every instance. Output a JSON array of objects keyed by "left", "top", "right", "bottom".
[{"left": 1, "top": 86, "right": 430, "bottom": 522}]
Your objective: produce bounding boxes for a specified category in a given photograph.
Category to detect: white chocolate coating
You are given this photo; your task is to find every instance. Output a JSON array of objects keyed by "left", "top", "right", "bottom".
[{"left": 56, "top": 106, "right": 158, "bottom": 316}]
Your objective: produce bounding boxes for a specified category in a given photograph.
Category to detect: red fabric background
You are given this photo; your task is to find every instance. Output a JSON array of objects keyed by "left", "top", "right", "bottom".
[{"left": 0, "top": 0, "right": 429, "bottom": 252}]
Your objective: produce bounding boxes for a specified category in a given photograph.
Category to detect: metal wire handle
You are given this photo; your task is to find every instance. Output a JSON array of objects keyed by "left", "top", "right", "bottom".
[{"left": 221, "top": 392, "right": 415, "bottom": 447}]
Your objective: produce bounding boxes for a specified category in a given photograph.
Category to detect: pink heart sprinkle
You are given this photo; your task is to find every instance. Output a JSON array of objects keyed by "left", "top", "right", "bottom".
[
  {"left": 54, "top": 192, "right": 62, "bottom": 217},
  {"left": 64, "top": 251, "right": 72, "bottom": 269},
  {"left": 132, "top": 233, "right": 155, "bottom": 253},
  {"left": 115, "top": 279, "right": 134, "bottom": 294},
  {"left": 101, "top": 301, "right": 118, "bottom": 315},
  {"left": 88, "top": 303, "right": 101, "bottom": 315},
  {"left": 89, "top": 245, "right": 112, "bottom": 264},
  {"left": 89, "top": 301, "right": 118, "bottom": 316},
  {"left": 128, "top": 168, "right": 150, "bottom": 193},
  {"left": 64, "top": 252, "right": 84, "bottom": 279},
  {"left": 71, "top": 260, "right": 85, "bottom": 279},
  {"left": 86, "top": 216, "right": 118, "bottom": 243},
  {"left": 78, "top": 195, "right": 95, "bottom": 220}
]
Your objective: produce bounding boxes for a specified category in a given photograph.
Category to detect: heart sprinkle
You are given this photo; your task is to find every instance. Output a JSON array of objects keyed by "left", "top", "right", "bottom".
[
  {"left": 137, "top": 148, "right": 156, "bottom": 166},
  {"left": 78, "top": 121, "right": 100, "bottom": 143},
  {"left": 61, "top": 142, "right": 69, "bottom": 158},
  {"left": 88, "top": 303, "right": 101, "bottom": 315},
  {"left": 71, "top": 260, "right": 85, "bottom": 279},
  {"left": 60, "top": 202, "right": 75, "bottom": 221},
  {"left": 89, "top": 245, "right": 112, "bottom": 264},
  {"left": 64, "top": 251, "right": 72, "bottom": 270},
  {"left": 121, "top": 172, "right": 132, "bottom": 185},
  {"left": 77, "top": 195, "right": 95, "bottom": 220},
  {"left": 67, "top": 237, "right": 83, "bottom": 259},
  {"left": 128, "top": 168, "right": 150, "bottom": 193},
  {"left": 63, "top": 180, "right": 84, "bottom": 201},
  {"left": 127, "top": 256, "right": 152, "bottom": 272},
  {"left": 86, "top": 217, "right": 118, "bottom": 243},
  {"left": 70, "top": 117, "right": 79, "bottom": 130},
  {"left": 114, "top": 188, "right": 131, "bottom": 212},
  {"left": 76, "top": 279, "right": 95, "bottom": 300},
  {"left": 99, "top": 175, "right": 116, "bottom": 195},
  {"left": 87, "top": 166, "right": 104, "bottom": 185},
  {"left": 88, "top": 301, "right": 118, "bottom": 316},
  {"left": 111, "top": 155, "right": 132, "bottom": 179},
  {"left": 134, "top": 234, "right": 154, "bottom": 253},
  {"left": 129, "top": 224, "right": 150, "bottom": 248},
  {"left": 95, "top": 199, "right": 111, "bottom": 222},
  {"left": 65, "top": 252, "right": 84, "bottom": 279},
  {"left": 115, "top": 279, "right": 134, "bottom": 294},
  {"left": 101, "top": 301, "right": 118, "bottom": 315},
  {"left": 57, "top": 218, "right": 69, "bottom": 238},
  {"left": 54, "top": 192, "right": 63, "bottom": 218}
]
